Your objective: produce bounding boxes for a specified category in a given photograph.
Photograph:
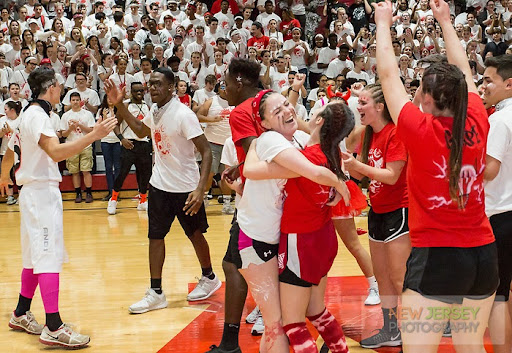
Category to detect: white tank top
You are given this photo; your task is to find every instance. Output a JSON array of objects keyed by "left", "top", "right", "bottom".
[{"left": 203, "top": 95, "right": 233, "bottom": 145}]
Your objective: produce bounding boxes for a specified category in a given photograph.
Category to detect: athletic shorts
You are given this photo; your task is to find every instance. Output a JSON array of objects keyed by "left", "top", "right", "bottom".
[
  {"left": 489, "top": 210, "right": 512, "bottom": 301},
  {"left": 66, "top": 146, "right": 93, "bottom": 174},
  {"left": 403, "top": 242, "right": 499, "bottom": 304},
  {"left": 209, "top": 142, "right": 225, "bottom": 175},
  {"left": 368, "top": 207, "right": 409, "bottom": 243},
  {"left": 19, "top": 182, "right": 69, "bottom": 274},
  {"left": 223, "top": 212, "right": 242, "bottom": 269},
  {"left": 238, "top": 229, "right": 279, "bottom": 269},
  {"left": 278, "top": 221, "right": 338, "bottom": 287},
  {"left": 148, "top": 185, "right": 209, "bottom": 239}
]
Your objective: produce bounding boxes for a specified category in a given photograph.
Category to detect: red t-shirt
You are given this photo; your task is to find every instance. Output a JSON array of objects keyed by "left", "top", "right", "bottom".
[
  {"left": 178, "top": 94, "right": 191, "bottom": 107},
  {"left": 280, "top": 19, "right": 301, "bottom": 41},
  {"left": 362, "top": 123, "right": 408, "bottom": 213},
  {"left": 397, "top": 93, "right": 494, "bottom": 248},
  {"left": 229, "top": 97, "right": 264, "bottom": 182},
  {"left": 281, "top": 144, "right": 333, "bottom": 233},
  {"left": 247, "top": 35, "right": 270, "bottom": 51}
]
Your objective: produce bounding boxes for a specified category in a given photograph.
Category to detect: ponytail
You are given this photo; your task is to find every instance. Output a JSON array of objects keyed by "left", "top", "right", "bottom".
[
  {"left": 422, "top": 63, "right": 468, "bottom": 208},
  {"left": 318, "top": 102, "right": 355, "bottom": 180}
]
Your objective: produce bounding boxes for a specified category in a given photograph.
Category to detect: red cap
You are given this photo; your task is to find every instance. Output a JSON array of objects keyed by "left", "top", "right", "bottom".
[{"left": 40, "top": 58, "right": 51, "bottom": 64}]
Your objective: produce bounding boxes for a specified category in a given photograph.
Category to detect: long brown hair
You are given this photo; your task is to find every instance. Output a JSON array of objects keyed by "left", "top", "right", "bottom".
[
  {"left": 360, "top": 84, "right": 392, "bottom": 165},
  {"left": 421, "top": 62, "right": 468, "bottom": 208}
]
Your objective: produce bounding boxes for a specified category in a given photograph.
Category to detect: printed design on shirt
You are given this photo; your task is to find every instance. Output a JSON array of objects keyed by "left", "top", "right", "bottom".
[
  {"left": 278, "top": 79, "right": 286, "bottom": 88},
  {"left": 153, "top": 125, "right": 171, "bottom": 155},
  {"left": 293, "top": 45, "right": 304, "bottom": 57},
  {"left": 137, "top": 113, "right": 144, "bottom": 120},
  {"left": 368, "top": 147, "right": 383, "bottom": 196},
  {"left": 352, "top": 7, "right": 365, "bottom": 21},
  {"left": 219, "top": 107, "right": 233, "bottom": 119},
  {"left": 428, "top": 153, "right": 486, "bottom": 210},
  {"left": 12, "top": 129, "right": 21, "bottom": 173}
]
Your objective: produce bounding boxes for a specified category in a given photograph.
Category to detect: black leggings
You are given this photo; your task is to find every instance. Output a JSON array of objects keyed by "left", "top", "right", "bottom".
[{"left": 113, "top": 140, "right": 152, "bottom": 194}]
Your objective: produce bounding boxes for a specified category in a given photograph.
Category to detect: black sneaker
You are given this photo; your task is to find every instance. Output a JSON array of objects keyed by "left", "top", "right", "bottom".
[
  {"left": 204, "top": 345, "right": 242, "bottom": 353},
  {"left": 360, "top": 329, "right": 402, "bottom": 349},
  {"left": 102, "top": 193, "right": 112, "bottom": 201}
]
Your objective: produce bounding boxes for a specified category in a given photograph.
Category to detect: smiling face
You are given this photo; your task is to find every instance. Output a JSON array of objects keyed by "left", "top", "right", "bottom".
[
  {"left": 482, "top": 66, "right": 512, "bottom": 107},
  {"left": 357, "top": 89, "right": 382, "bottom": 127},
  {"left": 261, "top": 93, "right": 298, "bottom": 139}
]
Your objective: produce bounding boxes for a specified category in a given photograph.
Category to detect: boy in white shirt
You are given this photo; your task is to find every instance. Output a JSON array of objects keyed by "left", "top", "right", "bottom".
[{"left": 60, "top": 92, "right": 96, "bottom": 203}]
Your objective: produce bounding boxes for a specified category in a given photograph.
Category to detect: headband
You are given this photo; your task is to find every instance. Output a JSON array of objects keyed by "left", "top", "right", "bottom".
[
  {"left": 252, "top": 89, "right": 273, "bottom": 125},
  {"left": 326, "top": 85, "right": 351, "bottom": 103}
]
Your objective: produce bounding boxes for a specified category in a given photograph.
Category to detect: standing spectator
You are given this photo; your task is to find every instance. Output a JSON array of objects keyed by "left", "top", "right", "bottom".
[{"left": 60, "top": 92, "right": 96, "bottom": 203}]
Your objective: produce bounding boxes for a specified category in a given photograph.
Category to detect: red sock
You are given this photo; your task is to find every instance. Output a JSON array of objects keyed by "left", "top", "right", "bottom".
[
  {"left": 307, "top": 308, "right": 348, "bottom": 353},
  {"left": 111, "top": 191, "right": 119, "bottom": 201},
  {"left": 140, "top": 193, "right": 147, "bottom": 203},
  {"left": 283, "top": 322, "right": 318, "bottom": 353}
]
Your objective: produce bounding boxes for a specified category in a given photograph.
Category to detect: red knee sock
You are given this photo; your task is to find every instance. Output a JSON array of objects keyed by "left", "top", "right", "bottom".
[
  {"left": 111, "top": 191, "right": 120, "bottom": 201},
  {"left": 283, "top": 322, "right": 318, "bottom": 353},
  {"left": 307, "top": 308, "right": 348, "bottom": 353}
]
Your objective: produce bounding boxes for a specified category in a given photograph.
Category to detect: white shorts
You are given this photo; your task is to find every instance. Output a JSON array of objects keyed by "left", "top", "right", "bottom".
[{"left": 20, "top": 182, "right": 68, "bottom": 274}]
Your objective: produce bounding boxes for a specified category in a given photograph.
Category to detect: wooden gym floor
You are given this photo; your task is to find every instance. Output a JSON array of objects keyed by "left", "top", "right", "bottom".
[{"left": 0, "top": 192, "right": 486, "bottom": 353}]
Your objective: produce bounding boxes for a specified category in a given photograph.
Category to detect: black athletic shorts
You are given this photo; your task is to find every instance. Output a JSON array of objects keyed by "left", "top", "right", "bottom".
[
  {"left": 403, "top": 242, "right": 499, "bottom": 304},
  {"left": 279, "top": 267, "right": 315, "bottom": 288},
  {"left": 368, "top": 207, "right": 409, "bottom": 242},
  {"left": 490, "top": 210, "right": 512, "bottom": 301},
  {"left": 223, "top": 211, "right": 243, "bottom": 269},
  {"left": 148, "top": 185, "right": 208, "bottom": 239}
]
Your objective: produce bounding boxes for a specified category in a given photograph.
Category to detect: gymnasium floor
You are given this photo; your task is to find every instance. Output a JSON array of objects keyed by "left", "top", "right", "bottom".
[{"left": 0, "top": 193, "right": 491, "bottom": 353}]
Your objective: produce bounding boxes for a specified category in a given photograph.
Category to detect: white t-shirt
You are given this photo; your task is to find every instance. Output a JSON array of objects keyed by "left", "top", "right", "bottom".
[
  {"left": 192, "top": 88, "right": 216, "bottom": 105},
  {"left": 282, "top": 40, "right": 310, "bottom": 70},
  {"left": 270, "top": 70, "right": 289, "bottom": 93},
  {"left": 62, "top": 88, "right": 101, "bottom": 110},
  {"left": 220, "top": 136, "right": 241, "bottom": 207},
  {"left": 346, "top": 70, "right": 371, "bottom": 83},
  {"left": 325, "top": 58, "right": 354, "bottom": 79},
  {"left": 10, "top": 70, "right": 32, "bottom": 99},
  {"left": 485, "top": 97, "right": 512, "bottom": 217},
  {"left": 7, "top": 105, "right": 62, "bottom": 185},
  {"left": 123, "top": 102, "right": 150, "bottom": 141},
  {"left": 0, "top": 116, "right": 21, "bottom": 155},
  {"left": 204, "top": 96, "right": 233, "bottom": 145},
  {"left": 60, "top": 109, "right": 95, "bottom": 143},
  {"left": 142, "top": 98, "right": 204, "bottom": 193},
  {"left": 237, "top": 130, "right": 309, "bottom": 244}
]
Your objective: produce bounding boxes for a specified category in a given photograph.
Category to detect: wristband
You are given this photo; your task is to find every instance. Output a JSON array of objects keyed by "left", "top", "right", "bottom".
[
  {"left": 291, "top": 88, "right": 299, "bottom": 93},
  {"left": 117, "top": 134, "right": 124, "bottom": 141}
]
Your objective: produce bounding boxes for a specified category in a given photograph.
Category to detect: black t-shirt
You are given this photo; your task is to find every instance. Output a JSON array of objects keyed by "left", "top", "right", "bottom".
[{"left": 348, "top": 3, "right": 369, "bottom": 34}]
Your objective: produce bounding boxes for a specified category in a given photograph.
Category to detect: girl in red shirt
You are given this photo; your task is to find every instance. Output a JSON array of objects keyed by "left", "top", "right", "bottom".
[
  {"left": 373, "top": 1, "right": 499, "bottom": 352},
  {"left": 342, "top": 84, "right": 410, "bottom": 349},
  {"left": 176, "top": 80, "right": 191, "bottom": 107}
]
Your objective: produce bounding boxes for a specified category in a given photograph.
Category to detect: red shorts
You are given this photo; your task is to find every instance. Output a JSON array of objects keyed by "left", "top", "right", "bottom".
[
  {"left": 331, "top": 180, "right": 367, "bottom": 219},
  {"left": 278, "top": 221, "right": 338, "bottom": 286}
]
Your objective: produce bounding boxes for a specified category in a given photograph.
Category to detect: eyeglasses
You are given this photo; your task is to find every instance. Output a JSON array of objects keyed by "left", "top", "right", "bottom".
[{"left": 27, "top": 62, "right": 37, "bottom": 66}]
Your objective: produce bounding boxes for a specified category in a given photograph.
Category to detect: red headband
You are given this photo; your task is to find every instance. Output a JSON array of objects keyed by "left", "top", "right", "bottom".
[
  {"left": 252, "top": 89, "right": 273, "bottom": 125},
  {"left": 326, "top": 85, "right": 351, "bottom": 103}
]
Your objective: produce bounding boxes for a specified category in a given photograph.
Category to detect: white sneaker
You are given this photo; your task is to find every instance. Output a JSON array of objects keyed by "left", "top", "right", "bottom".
[
  {"left": 128, "top": 288, "right": 168, "bottom": 314},
  {"left": 137, "top": 201, "right": 148, "bottom": 211},
  {"left": 6, "top": 196, "right": 16, "bottom": 205},
  {"left": 9, "top": 311, "right": 43, "bottom": 334},
  {"left": 39, "top": 324, "right": 90, "bottom": 348},
  {"left": 251, "top": 316, "right": 264, "bottom": 336},
  {"left": 364, "top": 287, "right": 381, "bottom": 306},
  {"left": 222, "top": 203, "right": 235, "bottom": 215},
  {"left": 107, "top": 199, "right": 117, "bottom": 215},
  {"left": 245, "top": 306, "right": 260, "bottom": 324},
  {"left": 187, "top": 275, "right": 221, "bottom": 301}
]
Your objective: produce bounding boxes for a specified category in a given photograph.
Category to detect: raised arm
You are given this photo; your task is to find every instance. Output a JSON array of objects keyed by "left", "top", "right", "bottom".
[
  {"left": 244, "top": 140, "right": 350, "bottom": 204},
  {"left": 431, "top": 0, "right": 477, "bottom": 93},
  {"left": 104, "top": 79, "right": 151, "bottom": 138},
  {"left": 373, "top": 1, "right": 410, "bottom": 123}
]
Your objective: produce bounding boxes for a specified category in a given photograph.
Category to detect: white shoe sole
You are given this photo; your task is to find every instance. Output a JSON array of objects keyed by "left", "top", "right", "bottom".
[
  {"left": 251, "top": 327, "right": 264, "bottom": 336},
  {"left": 360, "top": 340, "right": 402, "bottom": 349},
  {"left": 364, "top": 298, "right": 381, "bottom": 306},
  {"left": 39, "top": 336, "right": 90, "bottom": 348},
  {"left": 8, "top": 321, "right": 41, "bottom": 335},
  {"left": 107, "top": 209, "right": 116, "bottom": 215},
  {"left": 128, "top": 301, "right": 168, "bottom": 314},
  {"left": 187, "top": 280, "right": 222, "bottom": 302}
]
